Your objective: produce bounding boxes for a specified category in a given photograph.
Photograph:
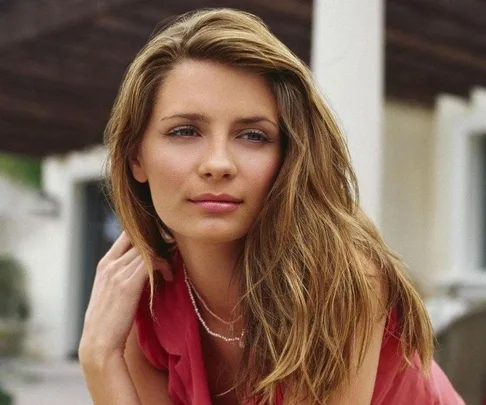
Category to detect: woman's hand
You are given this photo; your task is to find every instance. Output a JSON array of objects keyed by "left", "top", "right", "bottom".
[{"left": 78, "top": 231, "right": 172, "bottom": 366}]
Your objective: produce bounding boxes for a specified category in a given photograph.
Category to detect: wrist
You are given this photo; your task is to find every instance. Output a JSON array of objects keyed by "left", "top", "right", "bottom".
[{"left": 80, "top": 348, "right": 143, "bottom": 405}]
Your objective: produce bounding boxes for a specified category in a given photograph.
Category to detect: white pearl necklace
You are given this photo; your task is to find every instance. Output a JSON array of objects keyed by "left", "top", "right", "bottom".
[
  {"left": 186, "top": 274, "right": 242, "bottom": 329},
  {"left": 183, "top": 264, "right": 245, "bottom": 348}
]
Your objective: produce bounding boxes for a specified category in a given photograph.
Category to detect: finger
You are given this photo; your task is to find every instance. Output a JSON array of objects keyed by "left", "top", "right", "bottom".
[
  {"left": 105, "top": 231, "right": 132, "bottom": 260},
  {"left": 118, "top": 255, "right": 144, "bottom": 278},
  {"left": 119, "top": 247, "right": 140, "bottom": 267},
  {"left": 127, "top": 259, "right": 150, "bottom": 286}
]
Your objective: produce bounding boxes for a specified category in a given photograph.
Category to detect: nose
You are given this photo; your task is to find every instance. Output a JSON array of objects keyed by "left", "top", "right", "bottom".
[{"left": 197, "top": 137, "right": 237, "bottom": 180}]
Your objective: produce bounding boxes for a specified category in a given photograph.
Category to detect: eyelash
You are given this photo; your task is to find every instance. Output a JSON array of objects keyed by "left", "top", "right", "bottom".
[
  {"left": 167, "top": 126, "right": 197, "bottom": 137},
  {"left": 167, "top": 126, "right": 270, "bottom": 142}
]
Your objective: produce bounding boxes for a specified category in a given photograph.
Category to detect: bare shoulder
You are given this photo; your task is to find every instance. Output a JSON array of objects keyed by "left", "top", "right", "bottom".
[
  {"left": 327, "top": 251, "right": 388, "bottom": 405},
  {"left": 124, "top": 325, "right": 172, "bottom": 405},
  {"left": 358, "top": 250, "right": 390, "bottom": 315}
]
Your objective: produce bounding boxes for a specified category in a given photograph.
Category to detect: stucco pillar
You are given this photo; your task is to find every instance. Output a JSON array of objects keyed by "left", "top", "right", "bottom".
[{"left": 311, "top": 0, "right": 385, "bottom": 225}]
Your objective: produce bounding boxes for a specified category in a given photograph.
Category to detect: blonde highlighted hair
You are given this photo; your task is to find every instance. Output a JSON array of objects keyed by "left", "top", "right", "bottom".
[{"left": 104, "top": 8, "right": 433, "bottom": 404}]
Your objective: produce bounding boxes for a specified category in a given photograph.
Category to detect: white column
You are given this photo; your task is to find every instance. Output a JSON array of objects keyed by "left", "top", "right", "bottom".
[{"left": 310, "top": 0, "right": 384, "bottom": 225}]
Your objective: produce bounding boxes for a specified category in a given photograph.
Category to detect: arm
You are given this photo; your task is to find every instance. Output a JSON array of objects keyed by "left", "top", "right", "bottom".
[
  {"left": 286, "top": 260, "right": 387, "bottom": 405},
  {"left": 80, "top": 349, "right": 144, "bottom": 405},
  {"left": 78, "top": 231, "right": 173, "bottom": 405},
  {"left": 124, "top": 325, "right": 173, "bottom": 405},
  {"left": 328, "top": 310, "right": 386, "bottom": 405},
  {"left": 80, "top": 326, "right": 173, "bottom": 405}
]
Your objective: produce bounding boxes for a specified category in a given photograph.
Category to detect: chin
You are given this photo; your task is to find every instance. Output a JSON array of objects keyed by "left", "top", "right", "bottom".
[
  {"left": 194, "top": 233, "right": 245, "bottom": 244},
  {"left": 187, "top": 226, "right": 248, "bottom": 244}
]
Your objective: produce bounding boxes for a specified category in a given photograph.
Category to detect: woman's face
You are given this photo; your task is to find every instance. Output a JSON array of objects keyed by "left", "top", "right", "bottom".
[{"left": 130, "top": 59, "right": 282, "bottom": 244}]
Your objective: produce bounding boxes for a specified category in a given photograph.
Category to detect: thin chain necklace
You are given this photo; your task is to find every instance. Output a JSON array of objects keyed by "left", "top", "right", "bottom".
[
  {"left": 183, "top": 264, "right": 245, "bottom": 348},
  {"left": 186, "top": 271, "right": 242, "bottom": 330}
]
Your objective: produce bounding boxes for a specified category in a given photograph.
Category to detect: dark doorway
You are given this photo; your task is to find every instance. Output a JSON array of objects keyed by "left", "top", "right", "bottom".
[
  {"left": 482, "top": 136, "right": 486, "bottom": 270},
  {"left": 69, "top": 180, "right": 121, "bottom": 358}
]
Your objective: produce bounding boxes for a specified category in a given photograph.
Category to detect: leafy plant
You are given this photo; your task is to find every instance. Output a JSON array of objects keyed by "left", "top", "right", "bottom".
[
  {"left": 0, "top": 256, "right": 30, "bottom": 321},
  {"left": 0, "top": 255, "right": 30, "bottom": 357},
  {"left": 0, "top": 384, "right": 13, "bottom": 405},
  {"left": 0, "top": 153, "right": 41, "bottom": 189}
]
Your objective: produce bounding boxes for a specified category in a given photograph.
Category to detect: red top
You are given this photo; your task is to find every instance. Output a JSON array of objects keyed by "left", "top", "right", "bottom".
[{"left": 135, "top": 253, "right": 464, "bottom": 405}]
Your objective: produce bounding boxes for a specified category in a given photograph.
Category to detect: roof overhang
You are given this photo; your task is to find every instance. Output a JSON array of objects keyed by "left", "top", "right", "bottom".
[{"left": 0, "top": 0, "right": 484, "bottom": 156}]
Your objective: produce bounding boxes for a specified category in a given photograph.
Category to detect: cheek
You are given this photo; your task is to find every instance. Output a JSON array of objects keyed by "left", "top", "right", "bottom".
[
  {"left": 143, "top": 156, "right": 187, "bottom": 217},
  {"left": 145, "top": 151, "right": 190, "bottom": 186},
  {"left": 247, "top": 154, "right": 282, "bottom": 195}
]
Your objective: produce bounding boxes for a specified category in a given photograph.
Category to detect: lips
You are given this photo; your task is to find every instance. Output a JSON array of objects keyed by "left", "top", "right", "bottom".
[
  {"left": 189, "top": 193, "right": 242, "bottom": 203},
  {"left": 189, "top": 193, "right": 242, "bottom": 213}
]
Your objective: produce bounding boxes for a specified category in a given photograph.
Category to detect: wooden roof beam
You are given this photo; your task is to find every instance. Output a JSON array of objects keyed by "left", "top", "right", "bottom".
[{"left": 0, "top": 0, "right": 139, "bottom": 50}]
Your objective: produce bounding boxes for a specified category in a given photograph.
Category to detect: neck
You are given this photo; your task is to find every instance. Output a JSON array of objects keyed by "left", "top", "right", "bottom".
[{"left": 175, "top": 237, "right": 243, "bottom": 321}]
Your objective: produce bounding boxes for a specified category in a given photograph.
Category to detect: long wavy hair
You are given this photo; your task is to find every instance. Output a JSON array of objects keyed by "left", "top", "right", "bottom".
[{"left": 104, "top": 8, "right": 433, "bottom": 404}]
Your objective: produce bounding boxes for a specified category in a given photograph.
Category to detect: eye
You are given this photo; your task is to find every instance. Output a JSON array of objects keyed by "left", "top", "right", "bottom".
[
  {"left": 167, "top": 126, "right": 199, "bottom": 137},
  {"left": 239, "top": 130, "right": 269, "bottom": 143}
]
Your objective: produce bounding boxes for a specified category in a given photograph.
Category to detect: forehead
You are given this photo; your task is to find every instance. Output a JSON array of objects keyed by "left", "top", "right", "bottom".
[{"left": 153, "top": 59, "right": 278, "bottom": 119}]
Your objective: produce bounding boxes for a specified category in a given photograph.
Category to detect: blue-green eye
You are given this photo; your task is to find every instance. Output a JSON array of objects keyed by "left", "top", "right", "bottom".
[
  {"left": 240, "top": 131, "right": 269, "bottom": 142},
  {"left": 168, "top": 126, "right": 198, "bottom": 137}
]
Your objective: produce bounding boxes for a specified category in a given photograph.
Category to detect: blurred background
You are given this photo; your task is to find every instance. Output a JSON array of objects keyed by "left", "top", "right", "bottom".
[{"left": 0, "top": 0, "right": 485, "bottom": 404}]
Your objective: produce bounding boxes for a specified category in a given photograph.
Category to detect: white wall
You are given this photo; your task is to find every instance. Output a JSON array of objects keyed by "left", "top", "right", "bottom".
[
  {"left": 13, "top": 146, "right": 107, "bottom": 359},
  {"left": 0, "top": 177, "right": 58, "bottom": 356},
  {"left": 382, "top": 90, "right": 486, "bottom": 300},
  {"left": 381, "top": 100, "right": 435, "bottom": 294},
  {"left": 429, "top": 88, "right": 486, "bottom": 299}
]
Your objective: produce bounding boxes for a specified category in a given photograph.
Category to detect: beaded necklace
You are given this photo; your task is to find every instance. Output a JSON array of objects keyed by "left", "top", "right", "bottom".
[{"left": 183, "top": 264, "right": 245, "bottom": 348}]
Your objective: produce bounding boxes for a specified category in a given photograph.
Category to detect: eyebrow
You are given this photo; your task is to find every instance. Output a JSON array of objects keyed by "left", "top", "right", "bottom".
[{"left": 159, "top": 113, "right": 278, "bottom": 129}]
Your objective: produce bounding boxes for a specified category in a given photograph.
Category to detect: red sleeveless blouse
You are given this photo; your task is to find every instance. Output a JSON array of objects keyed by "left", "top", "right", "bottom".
[{"left": 135, "top": 254, "right": 464, "bottom": 404}]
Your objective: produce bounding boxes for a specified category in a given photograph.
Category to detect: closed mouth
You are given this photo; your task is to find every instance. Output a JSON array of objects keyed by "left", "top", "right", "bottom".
[{"left": 189, "top": 193, "right": 243, "bottom": 203}]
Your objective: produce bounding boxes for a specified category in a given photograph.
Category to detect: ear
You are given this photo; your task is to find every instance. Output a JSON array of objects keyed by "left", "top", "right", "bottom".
[{"left": 129, "top": 151, "right": 148, "bottom": 183}]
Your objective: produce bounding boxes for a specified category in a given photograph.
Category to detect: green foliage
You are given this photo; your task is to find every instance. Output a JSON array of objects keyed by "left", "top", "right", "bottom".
[
  {"left": 0, "top": 153, "right": 41, "bottom": 189},
  {"left": 0, "top": 255, "right": 30, "bottom": 358},
  {"left": 0, "top": 255, "right": 30, "bottom": 321},
  {"left": 0, "top": 385, "right": 13, "bottom": 405}
]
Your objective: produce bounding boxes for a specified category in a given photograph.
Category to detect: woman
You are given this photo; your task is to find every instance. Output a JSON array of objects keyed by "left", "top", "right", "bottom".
[{"left": 79, "top": 8, "right": 464, "bottom": 405}]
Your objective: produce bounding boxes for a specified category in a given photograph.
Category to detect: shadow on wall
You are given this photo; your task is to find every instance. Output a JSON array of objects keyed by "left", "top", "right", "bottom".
[{"left": 435, "top": 302, "right": 486, "bottom": 405}]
